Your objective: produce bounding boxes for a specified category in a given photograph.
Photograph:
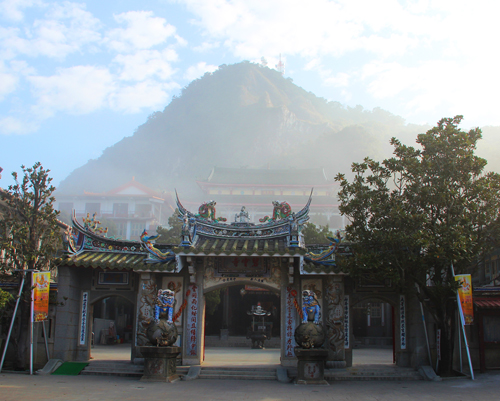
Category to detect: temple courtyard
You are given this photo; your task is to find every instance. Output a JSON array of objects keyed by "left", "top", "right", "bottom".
[
  {"left": 1, "top": 347, "right": 499, "bottom": 400},
  {"left": 0, "top": 368, "right": 498, "bottom": 401}
]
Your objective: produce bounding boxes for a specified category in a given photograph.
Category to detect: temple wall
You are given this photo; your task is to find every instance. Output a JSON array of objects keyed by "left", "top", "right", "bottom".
[{"left": 53, "top": 265, "right": 92, "bottom": 362}]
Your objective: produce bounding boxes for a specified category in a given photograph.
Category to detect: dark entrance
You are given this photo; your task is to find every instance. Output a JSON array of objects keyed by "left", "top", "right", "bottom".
[
  {"left": 90, "top": 296, "right": 134, "bottom": 360},
  {"left": 204, "top": 284, "right": 281, "bottom": 346},
  {"left": 352, "top": 299, "right": 395, "bottom": 364}
]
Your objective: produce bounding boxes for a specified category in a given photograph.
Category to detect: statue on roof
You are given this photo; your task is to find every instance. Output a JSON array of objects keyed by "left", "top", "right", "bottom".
[
  {"left": 235, "top": 206, "right": 250, "bottom": 223},
  {"left": 181, "top": 214, "right": 192, "bottom": 244},
  {"left": 305, "top": 230, "right": 343, "bottom": 263},
  {"left": 196, "top": 200, "right": 227, "bottom": 222},
  {"left": 82, "top": 212, "right": 108, "bottom": 236},
  {"left": 140, "top": 229, "right": 173, "bottom": 260},
  {"left": 259, "top": 201, "right": 292, "bottom": 223}
]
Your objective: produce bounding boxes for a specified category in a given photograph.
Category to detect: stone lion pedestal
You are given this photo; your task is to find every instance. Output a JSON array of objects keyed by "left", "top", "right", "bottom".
[
  {"left": 294, "top": 348, "right": 329, "bottom": 385},
  {"left": 138, "top": 346, "right": 181, "bottom": 383},
  {"left": 294, "top": 319, "right": 328, "bottom": 385}
]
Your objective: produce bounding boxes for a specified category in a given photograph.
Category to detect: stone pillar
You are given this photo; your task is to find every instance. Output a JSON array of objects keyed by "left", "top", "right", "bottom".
[
  {"left": 53, "top": 266, "right": 92, "bottom": 362},
  {"left": 182, "top": 257, "right": 204, "bottom": 365},
  {"left": 281, "top": 259, "right": 299, "bottom": 367},
  {"left": 135, "top": 273, "right": 156, "bottom": 354},
  {"left": 222, "top": 288, "right": 229, "bottom": 330},
  {"left": 325, "top": 276, "right": 346, "bottom": 368}
]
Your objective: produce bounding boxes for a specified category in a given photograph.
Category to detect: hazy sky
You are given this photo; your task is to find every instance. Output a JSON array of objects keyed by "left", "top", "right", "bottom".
[{"left": 1, "top": 0, "right": 499, "bottom": 188}]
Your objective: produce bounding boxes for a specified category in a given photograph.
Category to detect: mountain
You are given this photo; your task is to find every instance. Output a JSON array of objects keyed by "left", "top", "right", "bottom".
[{"left": 57, "top": 61, "right": 429, "bottom": 198}]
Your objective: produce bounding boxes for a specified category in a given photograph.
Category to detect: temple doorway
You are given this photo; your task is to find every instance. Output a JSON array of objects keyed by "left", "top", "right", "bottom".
[
  {"left": 351, "top": 298, "right": 395, "bottom": 365},
  {"left": 203, "top": 284, "right": 281, "bottom": 365},
  {"left": 90, "top": 295, "right": 134, "bottom": 361}
]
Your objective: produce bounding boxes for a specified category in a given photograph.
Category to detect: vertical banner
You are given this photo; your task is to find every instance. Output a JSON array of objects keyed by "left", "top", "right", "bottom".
[
  {"left": 344, "top": 295, "right": 350, "bottom": 349},
  {"left": 455, "top": 274, "right": 473, "bottom": 325},
  {"left": 33, "top": 272, "right": 50, "bottom": 322},
  {"left": 187, "top": 284, "right": 198, "bottom": 356},
  {"left": 400, "top": 295, "right": 406, "bottom": 350},
  {"left": 79, "top": 292, "right": 89, "bottom": 345},
  {"left": 285, "top": 287, "right": 297, "bottom": 357}
]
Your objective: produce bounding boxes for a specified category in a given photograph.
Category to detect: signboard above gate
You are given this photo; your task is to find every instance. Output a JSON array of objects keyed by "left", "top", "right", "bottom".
[{"left": 214, "top": 257, "right": 271, "bottom": 278}]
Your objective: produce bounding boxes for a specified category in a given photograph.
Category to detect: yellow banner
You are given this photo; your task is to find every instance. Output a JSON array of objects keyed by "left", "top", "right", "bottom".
[
  {"left": 455, "top": 274, "right": 473, "bottom": 325},
  {"left": 33, "top": 272, "right": 50, "bottom": 322}
]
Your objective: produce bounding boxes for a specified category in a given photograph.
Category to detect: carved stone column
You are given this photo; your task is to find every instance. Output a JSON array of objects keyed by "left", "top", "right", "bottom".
[{"left": 325, "top": 276, "right": 345, "bottom": 368}]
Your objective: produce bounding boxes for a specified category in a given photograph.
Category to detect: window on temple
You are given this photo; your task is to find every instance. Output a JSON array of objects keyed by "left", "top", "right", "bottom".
[
  {"left": 116, "top": 222, "right": 127, "bottom": 238},
  {"left": 135, "top": 204, "right": 151, "bottom": 218},
  {"left": 113, "top": 203, "right": 128, "bottom": 217},
  {"left": 131, "top": 222, "right": 145, "bottom": 238}
]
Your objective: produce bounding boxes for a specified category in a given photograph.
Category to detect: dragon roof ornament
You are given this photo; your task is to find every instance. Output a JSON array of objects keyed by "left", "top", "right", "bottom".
[{"left": 175, "top": 189, "right": 312, "bottom": 245}]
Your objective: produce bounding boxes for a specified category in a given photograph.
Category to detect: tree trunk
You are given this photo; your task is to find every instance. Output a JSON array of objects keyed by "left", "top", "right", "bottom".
[{"left": 437, "top": 299, "right": 456, "bottom": 377}]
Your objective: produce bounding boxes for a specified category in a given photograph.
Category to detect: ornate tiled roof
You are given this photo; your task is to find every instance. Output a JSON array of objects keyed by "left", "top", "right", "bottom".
[
  {"left": 60, "top": 251, "right": 177, "bottom": 272},
  {"left": 60, "top": 194, "right": 344, "bottom": 272},
  {"left": 173, "top": 237, "right": 306, "bottom": 257}
]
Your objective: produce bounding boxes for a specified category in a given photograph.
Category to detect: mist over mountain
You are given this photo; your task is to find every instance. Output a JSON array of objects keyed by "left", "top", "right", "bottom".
[{"left": 56, "top": 61, "right": 435, "bottom": 198}]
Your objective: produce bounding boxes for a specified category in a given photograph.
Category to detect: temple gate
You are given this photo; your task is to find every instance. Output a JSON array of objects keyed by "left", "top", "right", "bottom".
[{"left": 55, "top": 194, "right": 412, "bottom": 368}]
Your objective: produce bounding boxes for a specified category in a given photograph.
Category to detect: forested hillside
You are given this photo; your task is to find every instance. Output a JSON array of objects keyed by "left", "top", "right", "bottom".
[{"left": 56, "top": 61, "right": 432, "bottom": 198}]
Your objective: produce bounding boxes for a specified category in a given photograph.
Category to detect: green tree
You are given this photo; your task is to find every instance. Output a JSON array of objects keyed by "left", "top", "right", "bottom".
[
  {"left": 302, "top": 223, "right": 334, "bottom": 245},
  {"left": 335, "top": 116, "right": 500, "bottom": 376},
  {"left": 0, "top": 163, "right": 61, "bottom": 369},
  {"left": 0, "top": 288, "right": 13, "bottom": 313},
  {"left": 156, "top": 209, "right": 182, "bottom": 244}
]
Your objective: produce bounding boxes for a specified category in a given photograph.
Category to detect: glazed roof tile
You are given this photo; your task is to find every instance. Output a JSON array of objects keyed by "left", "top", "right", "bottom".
[
  {"left": 60, "top": 251, "right": 176, "bottom": 272},
  {"left": 173, "top": 237, "right": 305, "bottom": 257}
]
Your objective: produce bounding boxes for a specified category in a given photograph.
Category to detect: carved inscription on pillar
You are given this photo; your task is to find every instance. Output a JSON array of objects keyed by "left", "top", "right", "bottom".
[
  {"left": 187, "top": 284, "right": 199, "bottom": 356},
  {"left": 285, "top": 286, "right": 297, "bottom": 357},
  {"left": 325, "top": 277, "right": 345, "bottom": 361}
]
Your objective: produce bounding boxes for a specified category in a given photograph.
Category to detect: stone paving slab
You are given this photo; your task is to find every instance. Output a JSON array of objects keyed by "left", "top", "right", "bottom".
[{"left": 1, "top": 370, "right": 499, "bottom": 401}]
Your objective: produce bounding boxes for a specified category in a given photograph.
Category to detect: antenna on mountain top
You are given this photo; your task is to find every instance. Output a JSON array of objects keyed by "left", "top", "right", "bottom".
[{"left": 276, "top": 54, "right": 285, "bottom": 76}]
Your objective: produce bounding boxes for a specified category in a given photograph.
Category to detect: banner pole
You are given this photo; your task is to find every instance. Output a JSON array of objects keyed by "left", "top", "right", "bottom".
[
  {"left": 457, "top": 308, "right": 462, "bottom": 372},
  {"left": 451, "top": 264, "right": 474, "bottom": 380},
  {"left": 30, "top": 271, "right": 34, "bottom": 375}
]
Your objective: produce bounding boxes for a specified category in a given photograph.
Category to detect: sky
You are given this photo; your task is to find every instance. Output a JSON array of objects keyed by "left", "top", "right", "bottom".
[{"left": 1, "top": 0, "right": 500, "bottom": 189}]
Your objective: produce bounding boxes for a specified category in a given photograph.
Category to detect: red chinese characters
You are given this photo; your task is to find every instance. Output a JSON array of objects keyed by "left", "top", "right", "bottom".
[
  {"left": 285, "top": 287, "right": 296, "bottom": 357},
  {"left": 187, "top": 284, "right": 198, "bottom": 356}
]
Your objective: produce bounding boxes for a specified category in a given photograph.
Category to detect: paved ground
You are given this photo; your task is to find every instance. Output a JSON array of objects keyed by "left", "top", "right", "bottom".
[
  {"left": 90, "top": 344, "right": 395, "bottom": 366},
  {"left": 1, "top": 369, "right": 499, "bottom": 401},
  {"left": 1, "top": 346, "right": 496, "bottom": 400}
]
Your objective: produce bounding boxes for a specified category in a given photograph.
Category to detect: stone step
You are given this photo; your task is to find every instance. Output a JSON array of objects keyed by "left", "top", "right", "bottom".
[
  {"left": 324, "top": 368, "right": 423, "bottom": 381},
  {"left": 285, "top": 366, "right": 423, "bottom": 382},
  {"left": 201, "top": 367, "right": 277, "bottom": 372},
  {"left": 80, "top": 361, "right": 189, "bottom": 378},
  {"left": 81, "top": 369, "right": 143, "bottom": 378},
  {"left": 198, "top": 367, "right": 277, "bottom": 381},
  {"left": 199, "top": 373, "right": 277, "bottom": 380}
]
